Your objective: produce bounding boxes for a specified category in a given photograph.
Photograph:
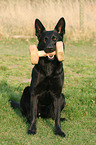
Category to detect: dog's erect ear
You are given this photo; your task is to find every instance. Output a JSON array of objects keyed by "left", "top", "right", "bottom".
[
  {"left": 35, "top": 19, "right": 45, "bottom": 39},
  {"left": 54, "top": 17, "right": 65, "bottom": 37}
]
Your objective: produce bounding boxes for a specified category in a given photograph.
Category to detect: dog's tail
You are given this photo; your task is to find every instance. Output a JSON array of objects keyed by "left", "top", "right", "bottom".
[{"left": 9, "top": 100, "right": 20, "bottom": 109}]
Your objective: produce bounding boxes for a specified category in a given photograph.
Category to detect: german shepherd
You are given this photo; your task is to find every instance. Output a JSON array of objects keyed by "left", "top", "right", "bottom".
[{"left": 10, "top": 17, "right": 66, "bottom": 137}]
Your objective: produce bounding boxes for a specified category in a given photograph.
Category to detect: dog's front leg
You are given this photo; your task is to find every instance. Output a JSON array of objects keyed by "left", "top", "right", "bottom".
[
  {"left": 54, "top": 95, "right": 66, "bottom": 137},
  {"left": 28, "top": 93, "right": 37, "bottom": 135}
]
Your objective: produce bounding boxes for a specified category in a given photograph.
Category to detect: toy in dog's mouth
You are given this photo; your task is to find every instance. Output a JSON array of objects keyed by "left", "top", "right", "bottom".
[{"left": 48, "top": 55, "right": 55, "bottom": 60}]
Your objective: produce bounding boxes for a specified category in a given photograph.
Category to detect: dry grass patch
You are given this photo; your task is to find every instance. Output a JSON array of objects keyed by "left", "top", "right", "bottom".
[{"left": 0, "top": 0, "right": 96, "bottom": 41}]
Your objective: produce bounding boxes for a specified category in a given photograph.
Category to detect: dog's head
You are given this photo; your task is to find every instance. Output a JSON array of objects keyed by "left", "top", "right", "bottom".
[{"left": 35, "top": 17, "right": 65, "bottom": 60}]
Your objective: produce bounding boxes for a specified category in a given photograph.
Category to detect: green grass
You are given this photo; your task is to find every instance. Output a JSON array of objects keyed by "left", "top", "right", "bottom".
[{"left": 0, "top": 38, "right": 96, "bottom": 145}]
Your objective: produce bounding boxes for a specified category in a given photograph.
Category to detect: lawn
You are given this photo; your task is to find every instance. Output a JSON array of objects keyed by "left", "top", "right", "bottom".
[{"left": 0, "top": 38, "right": 96, "bottom": 145}]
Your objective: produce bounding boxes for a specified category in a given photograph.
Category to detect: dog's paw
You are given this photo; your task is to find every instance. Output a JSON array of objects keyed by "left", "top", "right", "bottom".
[
  {"left": 55, "top": 129, "right": 66, "bottom": 137},
  {"left": 28, "top": 129, "right": 36, "bottom": 135}
]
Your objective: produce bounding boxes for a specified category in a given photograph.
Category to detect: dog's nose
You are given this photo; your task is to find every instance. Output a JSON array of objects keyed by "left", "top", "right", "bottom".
[
  {"left": 48, "top": 47, "right": 53, "bottom": 51},
  {"left": 45, "top": 48, "right": 54, "bottom": 53},
  {"left": 45, "top": 45, "right": 55, "bottom": 53}
]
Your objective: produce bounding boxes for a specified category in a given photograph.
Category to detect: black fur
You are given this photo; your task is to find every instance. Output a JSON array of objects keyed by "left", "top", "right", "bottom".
[
  {"left": 9, "top": 100, "right": 20, "bottom": 109},
  {"left": 10, "top": 17, "right": 66, "bottom": 137}
]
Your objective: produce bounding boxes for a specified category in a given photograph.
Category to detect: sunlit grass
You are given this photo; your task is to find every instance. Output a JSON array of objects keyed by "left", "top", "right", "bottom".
[
  {"left": 0, "top": 0, "right": 96, "bottom": 41},
  {"left": 0, "top": 38, "right": 96, "bottom": 144}
]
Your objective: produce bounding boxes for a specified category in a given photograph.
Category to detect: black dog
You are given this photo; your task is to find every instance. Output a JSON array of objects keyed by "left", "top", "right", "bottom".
[{"left": 10, "top": 17, "right": 66, "bottom": 137}]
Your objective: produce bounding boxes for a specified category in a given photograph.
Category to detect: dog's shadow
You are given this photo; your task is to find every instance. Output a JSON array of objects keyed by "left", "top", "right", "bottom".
[{"left": 0, "top": 80, "right": 28, "bottom": 124}]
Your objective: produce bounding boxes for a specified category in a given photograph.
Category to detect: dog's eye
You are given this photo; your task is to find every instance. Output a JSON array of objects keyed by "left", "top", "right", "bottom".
[
  {"left": 43, "top": 37, "right": 48, "bottom": 43},
  {"left": 52, "top": 36, "right": 57, "bottom": 41}
]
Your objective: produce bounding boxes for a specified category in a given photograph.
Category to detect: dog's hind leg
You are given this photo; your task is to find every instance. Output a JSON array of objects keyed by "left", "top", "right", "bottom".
[
  {"left": 54, "top": 94, "right": 66, "bottom": 137},
  {"left": 20, "top": 86, "right": 31, "bottom": 122},
  {"left": 60, "top": 93, "right": 67, "bottom": 121},
  {"left": 28, "top": 93, "right": 37, "bottom": 135},
  {"left": 61, "top": 93, "right": 66, "bottom": 111}
]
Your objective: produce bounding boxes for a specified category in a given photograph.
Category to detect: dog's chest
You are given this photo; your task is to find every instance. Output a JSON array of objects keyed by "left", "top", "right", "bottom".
[
  {"left": 39, "top": 58, "right": 57, "bottom": 77},
  {"left": 44, "top": 63, "right": 54, "bottom": 76}
]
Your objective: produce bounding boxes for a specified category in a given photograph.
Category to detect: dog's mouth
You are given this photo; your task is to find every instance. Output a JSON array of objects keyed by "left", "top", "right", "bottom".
[{"left": 48, "top": 55, "right": 55, "bottom": 60}]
